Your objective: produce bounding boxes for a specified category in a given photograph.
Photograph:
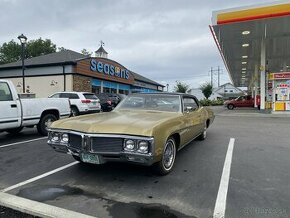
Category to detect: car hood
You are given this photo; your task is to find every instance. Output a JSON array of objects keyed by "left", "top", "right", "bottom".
[{"left": 51, "top": 110, "right": 180, "bottom": 136}]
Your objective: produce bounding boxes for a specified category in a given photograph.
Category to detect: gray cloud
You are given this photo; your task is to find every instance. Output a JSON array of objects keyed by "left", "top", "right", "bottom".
[{"left": 0, "top": 0, "right": 275, "bottom": 89}]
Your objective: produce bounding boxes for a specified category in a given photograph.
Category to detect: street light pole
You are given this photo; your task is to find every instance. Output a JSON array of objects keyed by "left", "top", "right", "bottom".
[{"left": 17, "top": 34, "right": 27, "bottom": 93}]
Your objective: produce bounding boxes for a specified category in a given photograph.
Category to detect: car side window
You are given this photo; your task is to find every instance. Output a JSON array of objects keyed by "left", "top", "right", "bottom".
[
  {"left": 69, "top": 94, "right": 79, "bottom": 99},
  {"left": 50, "top": 93, "right": 60, "bottom": 98},
  {"left": 0, "top": 82, "right": 13, "bottom": 101},
  {"left": 183, "top": 97, "right": 198, "bottom": 112}
]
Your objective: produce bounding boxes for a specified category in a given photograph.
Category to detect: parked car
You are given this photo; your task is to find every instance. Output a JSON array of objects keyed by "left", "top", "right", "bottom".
[
  {"left": 96, "top": 93, "right": 122, "bottom": 111},
  {"left": 117, "top": 93, "right": 127, "bottom": 101},
  {"left": 47, "top": 93, "right": 215, "bottom": 175},
  {"left": 49, "top": 92, "right": 101, "bottom": 116},
  {"left": 224, "top": 95, "right": 255, "bottom": 110},
  {"left": 0, "top": 80, "right": 71, "bottom": 135}
]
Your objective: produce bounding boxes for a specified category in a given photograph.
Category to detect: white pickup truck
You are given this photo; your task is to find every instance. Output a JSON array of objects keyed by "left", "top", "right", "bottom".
[{"left": 0, "top": 80, "right": 71, "bottom": 135}]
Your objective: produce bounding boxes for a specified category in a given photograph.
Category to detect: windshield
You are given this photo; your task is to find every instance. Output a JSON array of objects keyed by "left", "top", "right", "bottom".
[{"left": 115, "top": 94, "right": 181, "bottom": 112}]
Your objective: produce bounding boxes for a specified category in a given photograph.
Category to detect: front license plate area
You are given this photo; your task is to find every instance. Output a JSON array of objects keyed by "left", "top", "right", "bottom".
[{"left": 81, "top": 153, "right": 100, "bottom": 164}]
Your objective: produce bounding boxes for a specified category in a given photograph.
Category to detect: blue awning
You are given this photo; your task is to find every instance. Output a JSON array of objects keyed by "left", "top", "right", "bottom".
[
  {"left": 92, "top": 79, "right": 101, "bottom": 86},
  {"left": 119, "top": 84, "right": 130, "bottom": 91}
]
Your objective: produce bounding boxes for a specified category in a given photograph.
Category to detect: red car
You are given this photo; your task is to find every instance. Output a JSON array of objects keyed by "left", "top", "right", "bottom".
[{"left": 224, "top": 95, "right": 255, "bottom": 110}]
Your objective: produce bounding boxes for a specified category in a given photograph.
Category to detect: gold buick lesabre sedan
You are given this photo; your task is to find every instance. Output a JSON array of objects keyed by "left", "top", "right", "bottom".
[{"left": 47, "top": 93, "right": 214, "bottom": 175}]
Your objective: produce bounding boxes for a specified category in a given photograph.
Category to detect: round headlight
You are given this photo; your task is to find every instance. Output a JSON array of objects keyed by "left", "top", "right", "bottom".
[
  {"left": 61, "top": 133, "right": 69, "bottom": 143},
  {"left": 124, "top": 139, "right": 135, "bottom": 151},
  {"left": 138, "top": 141, "right": 149, "bottom": 153},
  {"left": 51, "top": 132, "right": 60, "bottom": 142}
]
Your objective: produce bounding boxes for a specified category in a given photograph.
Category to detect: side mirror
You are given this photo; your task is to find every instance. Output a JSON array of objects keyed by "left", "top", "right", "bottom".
[{"left": 185, "top": 106, "right": 193, "bottom": 113}]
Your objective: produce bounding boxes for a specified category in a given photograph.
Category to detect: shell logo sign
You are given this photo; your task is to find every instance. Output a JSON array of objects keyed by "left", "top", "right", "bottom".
[{"left": 269, "top": 73, "right": 290, "bottom": 80}]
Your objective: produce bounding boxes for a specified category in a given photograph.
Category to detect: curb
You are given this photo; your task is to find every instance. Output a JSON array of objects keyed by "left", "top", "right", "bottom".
[{"left": 0, "top": 192, "right": 96, "bottom": 218}]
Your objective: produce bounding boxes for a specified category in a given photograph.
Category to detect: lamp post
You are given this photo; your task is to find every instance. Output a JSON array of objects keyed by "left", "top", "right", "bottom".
[{"left": 17, "top": 34, "right": 27, "bottom": 93}]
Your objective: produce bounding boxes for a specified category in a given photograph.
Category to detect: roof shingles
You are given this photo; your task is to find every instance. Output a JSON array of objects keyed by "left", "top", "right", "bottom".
[{"left": 0, "top": 50, "right": 87, "bottom": 69}]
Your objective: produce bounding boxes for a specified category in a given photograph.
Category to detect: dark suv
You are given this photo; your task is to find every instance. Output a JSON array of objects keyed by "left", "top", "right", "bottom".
[{"left": 96, "top": 93, "right": 122, "bottom": 111}]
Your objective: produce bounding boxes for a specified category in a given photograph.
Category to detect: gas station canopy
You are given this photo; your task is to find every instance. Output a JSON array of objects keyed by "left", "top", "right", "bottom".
[{"left": 211, "top": 1, "right": 290, "bottom": 88}]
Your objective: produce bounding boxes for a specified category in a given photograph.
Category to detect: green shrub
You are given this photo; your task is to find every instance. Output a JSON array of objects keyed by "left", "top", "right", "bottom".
[{"left": 199, "top": 99, "right": 224, "bottom": 106}]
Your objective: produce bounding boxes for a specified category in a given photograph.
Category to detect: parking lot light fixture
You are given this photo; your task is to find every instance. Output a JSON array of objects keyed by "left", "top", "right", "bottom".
[{"left": 17, "top": 34, "right": 27, "bottom": 93}]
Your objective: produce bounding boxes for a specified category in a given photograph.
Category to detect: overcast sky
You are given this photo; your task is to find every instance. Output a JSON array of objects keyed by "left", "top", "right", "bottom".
[{"left": 0, "top": 0, "right": 277, "bottom": 90}]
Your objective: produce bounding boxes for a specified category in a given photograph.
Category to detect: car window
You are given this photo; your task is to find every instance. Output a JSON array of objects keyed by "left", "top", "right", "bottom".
[
  {"left": 236, "top": 96, "right": 245, "bottom": 101},
  {"left": 69, "top": 94, "right": 79, "bottom": 99},
  {"left": 50, "top": 93, "right": 60, "bottom": 98},
  {"left": 83, "top": 93, "right": 98, "bottom": 99},
  {"left": 0, "top": 82, "right": 13, "bottom": 101},
  {"left": 183, "top": 97, "right": 198, "bottom": 112},
  {"left": 59, "top": 93, "right": 69, "bottom": 98},
  {"left": 116, "top": 94, "right": 180, "bottom": 112}
]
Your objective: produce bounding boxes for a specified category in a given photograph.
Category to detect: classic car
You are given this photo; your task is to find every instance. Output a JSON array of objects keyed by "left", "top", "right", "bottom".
[{"left": 47, "top": 93, "right": 215, "bottom": 175}]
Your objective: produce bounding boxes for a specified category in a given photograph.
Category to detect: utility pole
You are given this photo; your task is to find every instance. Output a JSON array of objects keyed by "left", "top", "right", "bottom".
[{"left": 209, "top": 66, "right": 222, "bottom": 87}]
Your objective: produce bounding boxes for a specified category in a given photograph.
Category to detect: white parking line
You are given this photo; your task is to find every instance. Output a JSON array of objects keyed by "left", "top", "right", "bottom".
[
  {"left": 0, "top": 137, "right": 47, "bottom": 149},
  {"left": 0, "top": 192, "right": 96, "bottom": 218},
  {"left": 213, "top": 138, "right": 235, "bottom": 218},
  {"left": 1, "top": 161, "right": 79, "bottom": 193}
]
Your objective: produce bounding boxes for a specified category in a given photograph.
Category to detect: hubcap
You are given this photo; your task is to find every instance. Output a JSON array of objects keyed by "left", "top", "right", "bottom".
[
  {"left": 45, "top": 118, "right": 53, "bottom": 129},
  {"left": 163, "top": 139, "right": 175, "bottom": 170}
]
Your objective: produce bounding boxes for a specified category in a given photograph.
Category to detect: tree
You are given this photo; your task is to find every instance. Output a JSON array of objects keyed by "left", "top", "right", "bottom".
[
  {"left": 57, "top": 47, "right": 66, "bottom": 52},
  {"left": 0, "top": 38, "right": 57, "bottom": 64},
  {"left": 200, "top": 82, "right": 213, "bottom": 99},
  {"left": 174, "top": 81, "right": 189, "bottom": 93},
  {"left": 26, "top": 38, "right": 56, "bottom": 58},
  {"left": 81, "top": 48, "right": 92, "bottom": 56},
  {"left": 0, "top": 40, "right": 21, "bottom": 64}
]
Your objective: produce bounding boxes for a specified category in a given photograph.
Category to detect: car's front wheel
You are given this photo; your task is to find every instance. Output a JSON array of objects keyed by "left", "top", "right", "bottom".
[
  {"left": 37, "top": 114, "right": 57, "bottom": 136},
  {"left": 153, "top": 137, "right": 176, "bottom": 176},
  {"left": 227, "top": 104, "right": 234, "bottom": 110}
]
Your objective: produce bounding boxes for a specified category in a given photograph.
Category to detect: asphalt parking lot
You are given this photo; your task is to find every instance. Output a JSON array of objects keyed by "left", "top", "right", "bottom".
[{"left": 0, "top": 106, "right": 289, "bottom": 218}]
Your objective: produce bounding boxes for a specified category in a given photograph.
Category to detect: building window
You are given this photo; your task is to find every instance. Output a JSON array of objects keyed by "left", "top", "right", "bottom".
[
  {"left": 230, "top": 90, "right": 233, "bottom": 93},
  {"left": 103, "top": 87, "right": 110, "bottom": 93},
  {"left": 92, "top": 86, "right": 101, "bottom": 94}
]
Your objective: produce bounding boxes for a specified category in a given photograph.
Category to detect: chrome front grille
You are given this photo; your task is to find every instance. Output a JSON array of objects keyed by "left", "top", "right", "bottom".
[
  {"left": 91, "top": 137, "right": 123, "bottom": 153},
  {"left": 68, "top": 134, "right": 82, "bottom": 150}
]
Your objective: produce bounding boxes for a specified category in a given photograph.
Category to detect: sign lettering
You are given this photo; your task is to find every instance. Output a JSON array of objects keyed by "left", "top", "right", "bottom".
[{"left": 90, "top": 59, "right": 130, "bottom": 80}]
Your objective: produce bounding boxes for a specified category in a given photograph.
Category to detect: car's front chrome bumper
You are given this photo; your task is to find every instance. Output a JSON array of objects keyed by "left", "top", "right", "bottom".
[{"left": 47, "top": 130, "right": 155, "bottom": 166}]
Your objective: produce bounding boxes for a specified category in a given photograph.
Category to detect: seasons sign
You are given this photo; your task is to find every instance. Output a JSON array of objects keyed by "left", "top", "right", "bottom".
[{"left": 90, "top": 59, "right": 130, "bottom": 80}]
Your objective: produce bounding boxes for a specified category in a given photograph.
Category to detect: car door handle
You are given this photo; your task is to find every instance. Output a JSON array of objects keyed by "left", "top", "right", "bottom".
[{"left": 11, "top": 104, "right": 17, "bottom": 108}]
